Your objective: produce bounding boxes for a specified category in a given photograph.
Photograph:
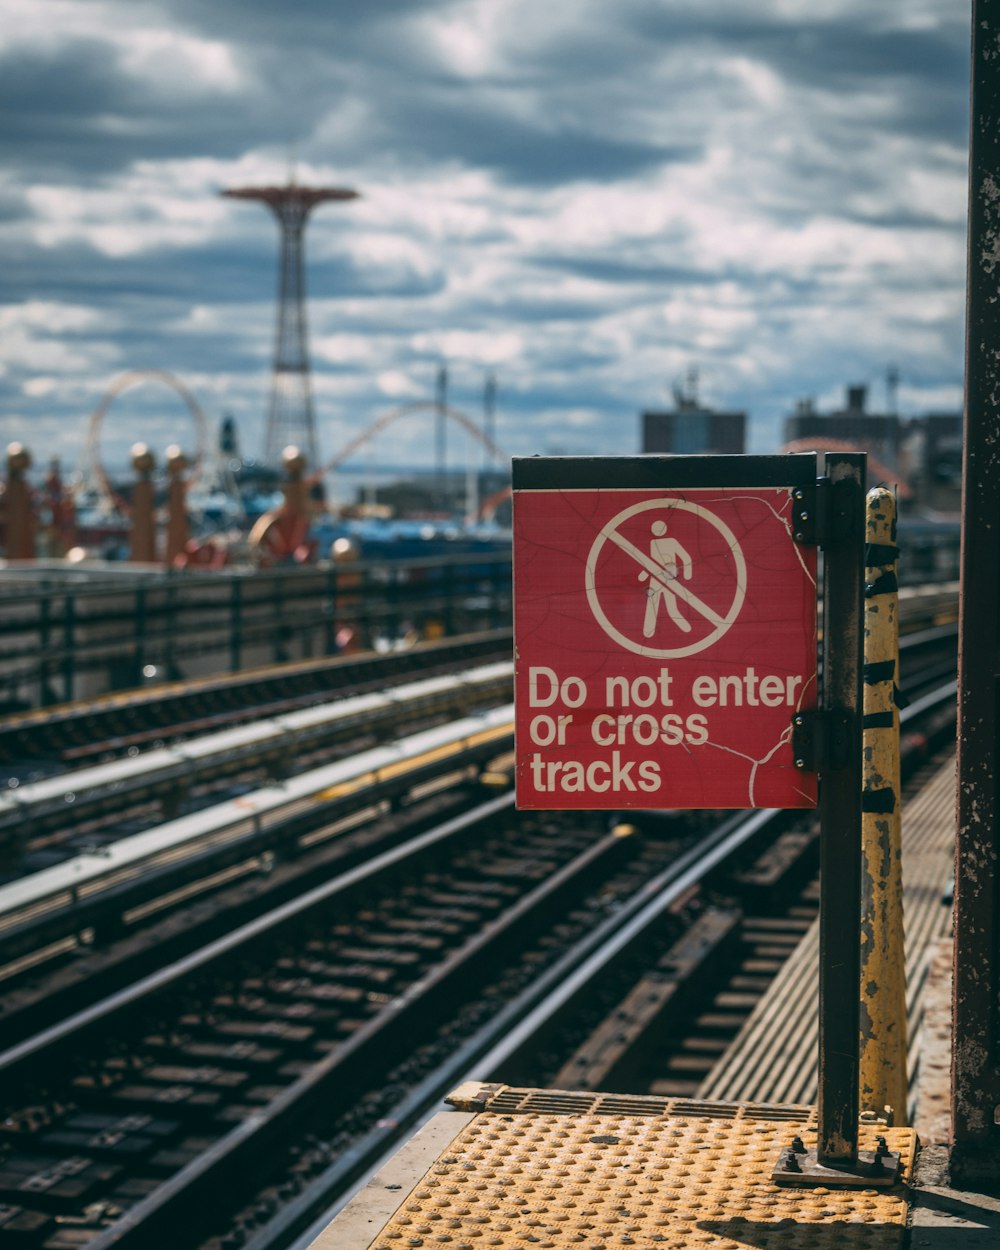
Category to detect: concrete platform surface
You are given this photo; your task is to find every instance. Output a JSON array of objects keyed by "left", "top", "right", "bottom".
[{"left": 909, "top": 1145, "right": 1000, "bottom": 1248}]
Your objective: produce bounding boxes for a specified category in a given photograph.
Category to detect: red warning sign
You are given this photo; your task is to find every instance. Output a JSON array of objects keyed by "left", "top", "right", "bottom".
[{"left": 513, "top": 483, "right": 818, "bottom": 810}]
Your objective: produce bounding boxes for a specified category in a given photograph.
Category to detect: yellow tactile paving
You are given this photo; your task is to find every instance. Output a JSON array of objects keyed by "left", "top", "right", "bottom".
[{"left": 372, "top": 1112, "right": 916, "bottom": 1249}]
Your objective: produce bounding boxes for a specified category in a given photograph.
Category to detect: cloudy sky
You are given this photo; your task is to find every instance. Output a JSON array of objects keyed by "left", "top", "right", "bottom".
[{"left": 0, "top": 0, "right": 971, "bottom": 493}]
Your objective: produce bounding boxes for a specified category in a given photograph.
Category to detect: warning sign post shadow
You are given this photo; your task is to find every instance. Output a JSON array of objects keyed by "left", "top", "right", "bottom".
[{"left": 512, "top": 451, "right": 869, "bottom": 1181}]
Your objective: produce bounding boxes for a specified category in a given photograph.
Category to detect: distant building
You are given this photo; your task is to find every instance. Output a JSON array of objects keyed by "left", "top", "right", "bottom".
[
  {"left": 782, "top": 384, "right": 961, "bottom": 513},
  {"left": 784, "top": 385, "right": 904, "bottom": 470},
  {"left": 642, "top": 401, "right": 746, "bottom": 455},
  {"left": 905, "top": 412, "right": 963, "bottom": 513}
]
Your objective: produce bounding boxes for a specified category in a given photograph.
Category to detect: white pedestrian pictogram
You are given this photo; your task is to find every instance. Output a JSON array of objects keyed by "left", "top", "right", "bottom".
[
  {"left": 639, "top": 520, "right": 693, "bottom": 636},
  {"left": 585, "top": 498, "right": 747, "bottom": 659}
]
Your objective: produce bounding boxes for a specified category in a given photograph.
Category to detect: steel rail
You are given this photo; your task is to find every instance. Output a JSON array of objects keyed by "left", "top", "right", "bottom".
[
  {"left": 0, "top": 704, "right": 514, "bottom": 962},
  {"left": 2, "top": 796, "right": 753, "bottom": 1250},
  {"left": 1, "top": 795, "right": 622, "bottom": 1250},
  {"left": 0, "top": 628, "right": 513, "bottom": 762},
  {"left": 0, "top": 790, "right": 520, "bottom": 1078},
  {"left": 0, "top": 661, "right": 512, "bottom": 840},
  {"left": 256, "top": 805, "right": 782, "bottom": 1250}
]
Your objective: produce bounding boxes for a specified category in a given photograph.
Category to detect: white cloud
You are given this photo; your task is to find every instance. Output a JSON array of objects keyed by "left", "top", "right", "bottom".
[
  {"left": 1, "top": 0, "right": 245, "bottom": 94},
  {"left": 0, "top": 0, "right": 969, "bottom": 477},
  {"left": 118, "top": 28, "right": 244, "bottom": 94},
  {"left": 409, "top": 328, "right": 525, "bottom": 366},
  {"left": 0, "top": 310, "right": 120, "bottom": 376},
  {"left": 422, "top": 7, "right": 503, "bottom": 78},
  {"left": 312, "top": 334, "right": 383, "bottom": 368},
  {"left": 375, "top": 371, "right": 426, "bottom": 399},
  {"left": 25, "top": 164, "right": 231, "bottom": 256},
  {"left": 1, "top": 0, "right": 136, "bottom": 47},
  {"left": 0, "top": 300, "right": 104, "bottom": 333}
]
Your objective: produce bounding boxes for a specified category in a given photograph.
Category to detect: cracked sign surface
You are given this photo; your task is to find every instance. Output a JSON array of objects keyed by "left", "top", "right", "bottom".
[{"left": 513, "top": 487, "right": 818, "bottom": 809}]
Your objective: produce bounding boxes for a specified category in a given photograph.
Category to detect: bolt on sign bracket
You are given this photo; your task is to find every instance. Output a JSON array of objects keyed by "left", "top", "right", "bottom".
[
  {"left": 773, "top": 1141, "right": 903, "bottom": 1188},
  {"left": 790, "top": 479, "right": 825, "bottom": 546},
  {"left": 790, "top": 708, "right": 856, "bottom": 774},
  {"left": 792, "top": 475, "right": 859, "bottom": 549}
]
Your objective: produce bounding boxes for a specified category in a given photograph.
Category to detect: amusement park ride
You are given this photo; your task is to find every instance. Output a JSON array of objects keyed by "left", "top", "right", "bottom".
[
  {"left": 0, "top": 368, "right": 511, "bottom": 568},
  {"left": 0, "top": 170, "right": 511, "bottom": 568}
]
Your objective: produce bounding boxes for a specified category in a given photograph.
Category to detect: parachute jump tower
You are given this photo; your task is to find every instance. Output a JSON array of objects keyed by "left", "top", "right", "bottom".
[{"left": 223, "top": 179, "right": 359, "bottom": 468}]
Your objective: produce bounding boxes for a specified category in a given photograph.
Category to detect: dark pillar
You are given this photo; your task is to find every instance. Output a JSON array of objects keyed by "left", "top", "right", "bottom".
[
  {"left": 952, "top": 0, "right": 1000, "bottom": 1186},
  {"left": 5, "top": 443, "right": 35, "bottom": 560},
  {"left": 816, "top": 453, "right": 866, "bottom": 1164},
  {"left": 165, "top": 445, "right": 189, "bottom": 567},
  {"left": 436, "top": 363, "right": 448, "bottom": 515}
]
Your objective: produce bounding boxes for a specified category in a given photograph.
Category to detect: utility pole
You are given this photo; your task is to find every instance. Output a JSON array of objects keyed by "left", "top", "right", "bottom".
[
  {"left": 436, "top": 363, "right": 448, "bottom": 514},
  {"left": 483, "top": 373, "right": 497, "bottom": 472}
]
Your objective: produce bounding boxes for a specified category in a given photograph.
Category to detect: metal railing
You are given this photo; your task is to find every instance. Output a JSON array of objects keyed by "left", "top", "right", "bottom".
[{"left": 0, "top": 552, "right": 513, "bottom": 712}]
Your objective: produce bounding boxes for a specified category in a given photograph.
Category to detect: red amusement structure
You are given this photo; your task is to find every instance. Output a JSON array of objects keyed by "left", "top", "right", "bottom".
[{"left": 222, "top": 179, "right": 360, "bottom": 469}]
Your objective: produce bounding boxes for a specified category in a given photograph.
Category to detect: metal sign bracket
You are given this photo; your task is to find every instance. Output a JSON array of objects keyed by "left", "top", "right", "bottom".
[
  {"left": 793, "top": 475, "right": 857, "bottom": 549},
  {"left": 791, "top": 708, "right": 856, "bottom": 774}
]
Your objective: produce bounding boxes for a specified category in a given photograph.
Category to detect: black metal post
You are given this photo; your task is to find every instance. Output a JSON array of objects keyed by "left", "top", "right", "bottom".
[
  {"left": 436, "top": 364, "right": 448, "bottom": 515},
  {"left": 38, "top": 583, "right": 52, "bottom": 708},
  {"left": 272, "top": 571, "right": 287, "bottom": 664},
  {"left": 323, "top": 565, "right": 336, "bottom": 656},
  {"left": 134, "top": 586, "right": 147, "bottom": 687},
  {"left": 165, "top": 576, "right": 177, "bottom": 680},
  {"left": 953, "top": 0, "right": 1000, "bottom": 1186},
  {"left": 386, "top": 566, "right": 400, "bottom": 646},
  {"left": 443, "top": 558, "right": 455, "bottom": 637},
  {"left": 229, "top": 577, "right": 242, "bottom": 673},
  {"left": 817, "top": 452, "right": 866, "bottom": 1165},
  {"left": 62, "top": 590, "right": 75, "bottom": 702}
]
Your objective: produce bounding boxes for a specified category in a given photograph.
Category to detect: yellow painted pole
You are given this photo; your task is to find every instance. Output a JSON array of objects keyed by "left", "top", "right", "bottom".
[{"left": 859, "top": 486, "right": 908, "bottom": 1124}]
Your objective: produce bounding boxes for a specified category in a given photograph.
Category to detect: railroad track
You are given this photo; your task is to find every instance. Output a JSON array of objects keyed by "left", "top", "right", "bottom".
[
  {"left": 0, "top": 661, "right": 956, "bottom": 1250},
  {"left": 0, "top": 790, "right": 683, "bottom": 1249},
  {"left": 0, "top": 610, "right": 955, "bottom": 990},
  {"left": 0, "top": 661, "right": 513, "bottom": 877},
  {"left": 0, "top": 596, "right": 957, "bottom": 874},
  {"left": 0, "top": 630, "right": 513, "bottom": 773},
  {"left": 0, "top": 705, "right": 516, "bottom": 998}
]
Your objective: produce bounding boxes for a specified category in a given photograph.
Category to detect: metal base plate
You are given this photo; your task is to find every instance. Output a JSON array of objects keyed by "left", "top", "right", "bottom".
[{"left": 773, "top": 1145, "right": 903, "bottom": 1188}]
